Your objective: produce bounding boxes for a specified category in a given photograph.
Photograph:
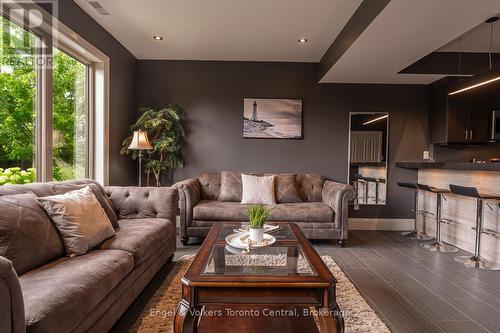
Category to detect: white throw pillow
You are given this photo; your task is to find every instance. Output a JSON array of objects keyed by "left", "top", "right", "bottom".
[
  {"left": 36, "top": 186, "right": 115, "bottom": 256},
  {"left": 241, "top": 174, "right": 275, "bottom": 205}
]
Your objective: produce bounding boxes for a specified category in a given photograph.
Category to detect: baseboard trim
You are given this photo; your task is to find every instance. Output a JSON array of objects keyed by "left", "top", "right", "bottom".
[{"left": 349, "top": 218, "right": 414, "bottom": 231}]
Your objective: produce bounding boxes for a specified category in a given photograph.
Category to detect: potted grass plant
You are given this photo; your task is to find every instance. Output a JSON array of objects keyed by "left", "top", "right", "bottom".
[{"left": 247, "top": 204, "right": 273, "bottom": 242}]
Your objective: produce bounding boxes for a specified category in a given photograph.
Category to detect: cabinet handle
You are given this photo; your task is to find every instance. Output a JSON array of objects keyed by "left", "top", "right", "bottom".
[
  {"left": 470, "top": 130, "right": 473, "bottom": 141},
  {"left": 465, "top": 130, "right": 468, "bottom": 141}
]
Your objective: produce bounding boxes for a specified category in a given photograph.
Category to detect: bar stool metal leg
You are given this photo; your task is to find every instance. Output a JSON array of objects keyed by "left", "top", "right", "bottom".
[
  {"left": 421, "top": 193, "right": 459, "bottom": 253},
  {"left": 401, "top": 189, "right": 433, "bottom": 240},
  {"left": 454, "top": 199, "right": 500, "bottom": 270},
  {"left": 353, "top": 181, "right": 359, "bottom": 205},
  {"left": 365, "top": 181, "right": 369, "bottom": 204}
]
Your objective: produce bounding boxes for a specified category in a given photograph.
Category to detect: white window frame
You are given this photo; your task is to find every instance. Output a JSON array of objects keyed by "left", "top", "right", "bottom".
[{"left": 1, "top": 1, "right": 110, "bottom": 185}]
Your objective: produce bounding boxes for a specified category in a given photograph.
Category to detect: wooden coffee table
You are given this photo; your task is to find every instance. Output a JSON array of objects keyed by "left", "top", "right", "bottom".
[{"left": 174, "top": 223, "right": 344, "bottom": 333}]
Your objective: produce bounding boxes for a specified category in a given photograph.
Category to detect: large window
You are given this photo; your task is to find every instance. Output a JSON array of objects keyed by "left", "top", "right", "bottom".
[
  {"left": 0, "top": 3, "right": 109, "bottom": 185},
  {"left": 0, "top": 15, "right": 37, "bottom": 184},
  {"left": 52, "top": 48, "right": 88, "bottom": 181}
]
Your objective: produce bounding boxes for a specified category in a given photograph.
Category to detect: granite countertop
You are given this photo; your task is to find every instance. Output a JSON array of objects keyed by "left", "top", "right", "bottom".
[{"left": 395, "top": 161, "right": 500, "bottom": 171}]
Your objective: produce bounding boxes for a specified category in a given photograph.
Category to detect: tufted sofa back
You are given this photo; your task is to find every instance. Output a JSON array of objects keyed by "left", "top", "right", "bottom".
[
  {"left": 105, "top": 186, "right": 178, "bottom": 222},
  {"left": 0, "top": 179, "right": 104, "bottom": 197},
  {"left": 0, "top": 180, "right": 178, "bottom": 223},
  {"left": 196, "top": 172, "right": 325, "bottom": 202}
]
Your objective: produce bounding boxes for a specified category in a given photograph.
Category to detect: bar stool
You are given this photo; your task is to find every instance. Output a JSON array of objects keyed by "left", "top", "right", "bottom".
[
  {"left": 363, "top": 176, "right": 378, "bottom": 204},
  {"left": 352, "top": 174, "right": 364, "bottom": 205},
  {"left": 375, "top": 178, "right": 386, "bottom": 204},
  {"left": 417, "top": 184, "right": 459, "bottom": 253},
  {"left": 449, "top": 185, "right": 500, "bottom": 270},
  {"left": 364, "top": 177, "right": 385, "bottom": 204},
  {"left": 397, "top": 182, "right": 433, "bottom": 240}
]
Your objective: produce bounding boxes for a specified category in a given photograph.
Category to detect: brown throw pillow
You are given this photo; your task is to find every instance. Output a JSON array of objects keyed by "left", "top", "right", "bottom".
[
  {"left": 218, "top": 171, "right": 242, "bottom": 202},
  {"left": 0, "top": 192, "right": 65, "bottom": 275},
  {"left": 37, "top": 186, "right": 115, "bottom": 257},
  {"left": 51, "top": 183, "right": 119, "bottom": 229},
  {"left": 275, "top": 174, "right": 302, "bottom": 203}
]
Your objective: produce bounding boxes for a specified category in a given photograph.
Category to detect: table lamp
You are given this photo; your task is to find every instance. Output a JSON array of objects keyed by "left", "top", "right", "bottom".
[{"left": 128, "top": 130, "right": 153, "bottom": 186}]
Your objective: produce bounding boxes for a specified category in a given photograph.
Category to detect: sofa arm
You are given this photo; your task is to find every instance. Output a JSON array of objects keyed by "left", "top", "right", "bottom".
[
  {"left": 172, "top": 178, "right": 201, "bottom": 239},
  {"left": 0, "top": 256, "right": 25, "bottom": 333},
  {"left": 322, "top": 181, "right": 354, "bottom": 239}
]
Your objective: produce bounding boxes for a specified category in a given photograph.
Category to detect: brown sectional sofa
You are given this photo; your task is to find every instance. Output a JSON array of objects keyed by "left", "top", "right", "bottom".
[
  {"left": 173, "top": 172, "right": 354, "bottom": 246},
  {"left": 0, "top": 180, "right": 178, "bottom": 333}
]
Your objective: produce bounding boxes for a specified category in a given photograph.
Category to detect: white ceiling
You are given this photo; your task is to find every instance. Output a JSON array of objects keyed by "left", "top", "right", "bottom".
[
  {"left": 320, "top": 0, "right": 500, "bottom": 83},
  {"left": 438, "top": 17, "right": 500, "bottom": 53},
  {"left": 74, "top": 0, "right": 500, "bottom": 84},
  {"left": 74, "top": 0, "right": 362, "bottom": 62}
]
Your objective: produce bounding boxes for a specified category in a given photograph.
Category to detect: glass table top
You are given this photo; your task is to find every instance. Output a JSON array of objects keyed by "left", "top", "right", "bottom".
[{"left": 203, "top": 233, "right": 316, "bottom": 277}]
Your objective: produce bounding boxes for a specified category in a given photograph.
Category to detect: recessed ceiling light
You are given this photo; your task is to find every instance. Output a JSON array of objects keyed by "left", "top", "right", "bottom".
[
  {"left": 153, "top": 35, "right": 164, "bottom": 41},
  {"left": 298, "top": 38, "right": 308, "bottom": 44}
]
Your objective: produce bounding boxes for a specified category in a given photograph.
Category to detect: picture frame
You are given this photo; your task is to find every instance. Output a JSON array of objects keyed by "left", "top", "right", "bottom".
[{"left": 243, "top": 98, "right": 302, "bottom": 139}]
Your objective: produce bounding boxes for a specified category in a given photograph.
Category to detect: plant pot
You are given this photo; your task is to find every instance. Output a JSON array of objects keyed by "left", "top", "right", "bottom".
[{"left": 249, "top": 227, "right": 264, "bottom": 242}]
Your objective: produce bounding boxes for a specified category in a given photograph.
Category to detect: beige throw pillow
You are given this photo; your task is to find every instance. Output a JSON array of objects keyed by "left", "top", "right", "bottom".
[
  {"left": 36, "top": 186, "right": 115, "bottom": 256},
  {"left": 51, "top": 183, "right": 119, "bottom": 229},
  {"left": 241, "top": 174, "right": 275, "bottom": 205}
]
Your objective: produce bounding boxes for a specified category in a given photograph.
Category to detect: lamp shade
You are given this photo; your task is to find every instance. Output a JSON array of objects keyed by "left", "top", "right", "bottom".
[{"left": 128, "top": 130, "right": 153, "bottom": 150}]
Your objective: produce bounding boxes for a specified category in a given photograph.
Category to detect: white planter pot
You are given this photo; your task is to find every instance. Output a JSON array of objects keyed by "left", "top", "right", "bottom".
[{"left": 249, "top": 228, "right": 264, "bottom": 242}]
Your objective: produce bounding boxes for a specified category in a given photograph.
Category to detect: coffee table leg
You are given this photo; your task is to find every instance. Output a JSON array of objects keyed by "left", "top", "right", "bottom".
[
  {"left": 174, "top": 285, "right": 200, "bottom": 333},
  {"left": 318, "top": 286, "right": 344, "bottom": 333}
]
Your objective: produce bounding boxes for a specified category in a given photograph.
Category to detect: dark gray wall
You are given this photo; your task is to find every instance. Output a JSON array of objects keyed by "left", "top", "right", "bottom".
[
  {"left": 48, "top": 1, "right": 138, "bottom": 185},
  {"left": 137, "top": 60, "right": 429, "bottom": 219}
]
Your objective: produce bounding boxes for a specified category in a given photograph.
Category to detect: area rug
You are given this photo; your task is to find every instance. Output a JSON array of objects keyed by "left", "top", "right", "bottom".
[{"left": 129, "top": 255, "right": 390, "bottom": 333}]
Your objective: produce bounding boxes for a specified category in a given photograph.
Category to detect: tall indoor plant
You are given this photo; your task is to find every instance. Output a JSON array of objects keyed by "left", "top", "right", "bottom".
[{"left": 121, "top": 104, "right": 185, "bottom": 186}]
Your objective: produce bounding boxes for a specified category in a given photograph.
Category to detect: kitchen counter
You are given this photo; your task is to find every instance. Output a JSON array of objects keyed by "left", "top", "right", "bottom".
[
  {"left": 396, "top": 163, "right": 500, "bottom": 264},
  {"left": 395, "top": 161, "right": 500, "bottom": 171}
]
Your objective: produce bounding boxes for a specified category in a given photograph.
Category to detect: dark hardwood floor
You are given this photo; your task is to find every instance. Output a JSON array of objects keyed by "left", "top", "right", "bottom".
[
  {"left": 316, "top": 231, "right": 500, "bottom": 333},
  {"left": 113, "top": 231, "right": 500, "bottom": 333}
]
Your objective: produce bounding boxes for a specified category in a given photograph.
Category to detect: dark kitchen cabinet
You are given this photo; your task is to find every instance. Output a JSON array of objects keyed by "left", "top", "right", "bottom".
[{"left": 430, "top": 83, "right": 495, "bottom": 144}]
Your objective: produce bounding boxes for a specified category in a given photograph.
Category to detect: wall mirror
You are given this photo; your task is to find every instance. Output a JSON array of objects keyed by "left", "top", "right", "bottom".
[{"left": 348, "top": 112, "right": 389, "bottom": 206}]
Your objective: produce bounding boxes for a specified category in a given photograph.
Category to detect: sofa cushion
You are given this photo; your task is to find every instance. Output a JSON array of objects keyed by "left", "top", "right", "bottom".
[
  {"left": 20, "top": 249, "right": 133, "bottom": 333},
  {"left": 193, "top": 200, "right": 333, "bottom": 222},
  {"left": 0, "top": 193, "right": 64, "bottom": 275},
  {"left": 297, "top": 174, "right": 325, "bottom": 202},
  {"left": 97, "top": 218, "right": 173, "bottom": 266},
  {"left": 51, "top": 183, "right": 119, "bottom": 229},
  {"left": 218, "top": 171, "right": 242, "bottom": 202},
  {"left": 270, "top": 203, "right": 334, "bottom": 222},
  {"left": 194, "top": 200, "right": 248, "bottom": 221},
  {"left": 197, "top": 172, "right": 221, "bottom": 200},
  {"left": 275, "top": 174, "right": 302, "bottom": 203}
]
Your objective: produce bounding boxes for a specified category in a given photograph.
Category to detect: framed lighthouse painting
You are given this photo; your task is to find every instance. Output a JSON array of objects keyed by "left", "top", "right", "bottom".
[{"left": 243, "top": 98, "right": 302, "bottom": 139}]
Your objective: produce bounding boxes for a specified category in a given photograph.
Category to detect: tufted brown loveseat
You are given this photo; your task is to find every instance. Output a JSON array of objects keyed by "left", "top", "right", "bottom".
[
  {"left": 0, "top": 179, "right": 178, "bottom": 333},
  {"left": 173, "top": 172, "right": 354, "bottom": 246}
]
